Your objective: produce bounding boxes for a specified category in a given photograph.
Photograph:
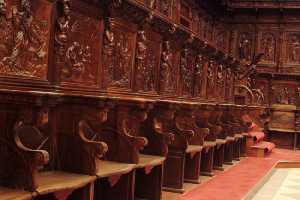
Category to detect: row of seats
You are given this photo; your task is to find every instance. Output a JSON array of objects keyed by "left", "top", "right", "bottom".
[{"left": 0, "top": 96, "right": 263, "bottom": 200}]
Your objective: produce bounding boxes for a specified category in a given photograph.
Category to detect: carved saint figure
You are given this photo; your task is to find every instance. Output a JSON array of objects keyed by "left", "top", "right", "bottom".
[
  {"left": 194, "top": 54, "right": 203, "bottom": 95},
  {"left": 288, "top": 34, "right": 300, "bottom": 63},
  {"left": 261, "top": 33, "right": 275, "bottom": 62},
  {"left": 225, "top": 68, "right": 232, "bottom": 100},
  {"left": 216, "top": 64, "right": 224, "bottom": 97},
  {"left": 103, "top": 28, "right": 115, "bottom": 85},
  {"left": 160, "top": 41, "right": 173, "bottom": 92},
  {"left": 149, "top": 0, "right": 156, "bottom": 9},
  {"left": 239, "top": 33, "right": 252, "bottom": 61},
  {"left": 181, "top": 48, "right": 192, "bottom": 95},
  {"left": 135, "top": 30, "right": 148, "bottom": 91},
  {"left": 207, "top": 60, "right": 214, "bottom": 95}
]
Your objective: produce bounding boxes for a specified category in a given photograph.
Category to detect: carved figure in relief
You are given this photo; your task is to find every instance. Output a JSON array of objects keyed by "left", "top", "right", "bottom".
[
  {"left": 194, "top": 54, "right": 203, "bottom": 95},
  {"left": 181, "top": 48, "right": 192, "bottom": 95},
  {"left": 103, "top": 28, "right": 115, "bottom": 84},
  {"left": 261, "top": 33, "right": 275, "bottom": 62},
  {"left": 288, "top": 34, "right": 300, "bottom": 63},
  {"left": 160, "top": 0, "right": 170, "bottom": 16},
  {"left": 0, "top": 0, "right": 48, "bottom": 78},
  {"left": 63, "top": 41, "right": 94, "bottom": 81},
  {"left": 161, "top": 41, "right": 173, "bottom": 92},
  {"left": 239, "top": 33, "right": 252, "bottom": 61},
  {"left": 55, "top": 0, "right": 71, "bottom": 55},
  {"left": 207, "top": 60, "right": 214, "bottom": 95},
  {"left": 135, "top": 30, "right": 148, "bottom": 91},
  {"left": 225, "top": 68, "right": 232, "bottom": 99}
]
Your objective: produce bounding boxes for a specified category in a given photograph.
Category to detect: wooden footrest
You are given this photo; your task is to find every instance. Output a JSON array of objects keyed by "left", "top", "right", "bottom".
[
  {"left": 96, "top": 160, "right": 136, "bottom": 178},
  {"left": 0, "top": 187, "right": 32, "bottom": 200},
  {"left": 35, "top": 171, "right": 95, "bottom": 195}
]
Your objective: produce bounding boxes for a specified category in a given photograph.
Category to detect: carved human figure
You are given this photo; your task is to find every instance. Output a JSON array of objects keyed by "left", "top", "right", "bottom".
[
  {"left": 0, "top": 0, "right": 10, "bottom": 60},
  {"left": 194, "top": 54, "right": 203, "bottom": 95},
  {"left": 288, "top": 34, "right": 300, "bottom": 63},
  {"left": 239, "top": 33, "right": 252, "bottom": 61},
  {"left": 181, "top": 48, "right": 192, "bottom": 95},
  {"left": 216, "top": 64, "right": 224, "bottom": 97},
  {"left": 0, "top": 0, "right": 6, "bottom": 15},
  {"left": 225, "top": 68, "right": 232, "bottom": 100},
  {"left": 135, "top": 30, "right": 148, "bottom": 91},
  {"left": 160, "top": 0, "right": 170, "bottom": 16},
  {"left": 55, "top": 0, "right": 71, "bottom": 54},
  {"left": 207, "top": 60, "right": 214, "bottom": 96},
  {"left": 261, "top": 33, "right": 275, "bottom": 62},
  {"left": 103, "top": 28, "right": 115, "bottom": 85},
  {"left": 149, "top": 0, "right": 156, "bottom": 9},
  {"left": 160, "top": 41, "right": 173, "bottom": 92}
]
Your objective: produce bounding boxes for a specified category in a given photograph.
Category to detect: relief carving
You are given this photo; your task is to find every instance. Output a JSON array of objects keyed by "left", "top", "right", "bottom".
[
  {"left": 238, "top": 32, "right": 252, "bottom": 61},
  {"left": 55, "top": 0, "right": 99, "bottom": 84},
  {"left": 216, "top": 64, "right": 224, "bottom": 99},
  {"left": 261, "top": 33, "right": 275, "bottom": 63},
  {"left": 206, "top": 60, "right": 215, "bottom": 97},
  {"left": 180, "top": 48, "right": 193, "bottom": 96},
  {"left": 0, "top": 0, "right": 48, "bottom": 79},
  {"left": 215, "top": 29, "right": 226, "bottom": 51},
  {"left": 103, "top": 25, "right": 132, "bottom": 88},
  {"left": 160, "top": 41, "right": 174, "bottom": 92},
  {"left": 158, "top": 0, "right": 171, "bottom": 16},
  {"left": 287, "top": 34, "right": 300, "bottom": 64},
  {"left": 225, "top": 67, "right": 232, "bottom": 100},
  {"left": 194, "top": 54, "right": 204, "bottom": 96},
  {"left": 134, "top": 30, "right": 157, "bottom": 92}
]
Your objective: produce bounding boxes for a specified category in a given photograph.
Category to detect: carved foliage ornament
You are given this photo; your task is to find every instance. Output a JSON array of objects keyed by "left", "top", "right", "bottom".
[{"left": 0, "top": 0, "right": 49, "bottom": 79}]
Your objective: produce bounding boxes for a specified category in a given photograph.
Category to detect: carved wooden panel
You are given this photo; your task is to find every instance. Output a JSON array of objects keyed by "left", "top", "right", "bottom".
[
  {"left": 134, "top": 30, "right": 161, "bottom": 93},
  {"left": 103, "top": 18, "right": 136, "bottom": 90},
  {"left": 159, "top": 41, "right": 178, "bottom": 95},
  {"left": 237, "top": 31, "right": 254, "bottom": 62},
  {"left": 55, "top": 0, "right": 102, "bottom": 86},
  {"left": 214, "top": 23, "right": 228, "bottom": 53},
  {"left": 215, "top": 64, "right": 225, "bottom": 101},
  {"left": 156, "top": 0, "right": 173, "bottom": 17},
  {"left": 284, "top": 32, "right": 300, "bottom": 65},
  {"left": 225, "top": 67, "right": 234, "bottom": 102},
  {"left": 271, "top": 81, "right": 298, "bottom": 105},
  {"left": 0, "top": 0, "right": 52, "bottom": 80},
  {"left": 206, "top": 60, "right": 216, "bottom": 100},
  {"left": 179, "top": 48, "right": 194, "bottom": 96},
  {"left": 253, "top": 78, "right": 269, "bottom": 105},
  {"left": 258, "top": 31, "right": 276, "bottom": 64},
  {"left": 193, "top": 54, "right": 205, "bottom": 97}
]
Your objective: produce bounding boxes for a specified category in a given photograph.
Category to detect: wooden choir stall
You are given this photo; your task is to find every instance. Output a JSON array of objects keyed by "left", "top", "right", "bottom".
[{"left": 0, "top": 0, "right": 269, "bottom": 200}]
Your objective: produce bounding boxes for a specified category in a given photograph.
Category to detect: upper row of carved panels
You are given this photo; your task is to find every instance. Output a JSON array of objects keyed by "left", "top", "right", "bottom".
[
  {"left": 235, "top": 28, "right": 300, "bottom": 70},
  {"left": 0, "top": 0, "right": 234, "bottom": 101}
]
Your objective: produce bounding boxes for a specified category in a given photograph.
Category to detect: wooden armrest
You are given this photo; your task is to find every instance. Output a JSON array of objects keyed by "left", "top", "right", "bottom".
[
  {"left": 15, "top": 135, "right": 49, "bottom": 166},
  {"left": 14, "top": 124, "right": 49, "bottom": 166},
  {"left": 175, "top": 124, "right": 194, "bottom": 139},
  {"left": 121, "top": 133, "right": 148, "bottom": 150},
  {"left": 79, "top": 121, "right": 108, "bottom": 158}
]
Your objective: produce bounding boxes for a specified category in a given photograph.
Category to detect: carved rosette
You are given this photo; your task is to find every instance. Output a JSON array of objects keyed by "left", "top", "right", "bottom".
[{"left": 0, "top": 0, "right": 50, "bottom": 79}]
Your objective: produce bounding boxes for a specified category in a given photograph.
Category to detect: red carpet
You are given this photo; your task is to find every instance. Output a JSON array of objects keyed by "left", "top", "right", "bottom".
[{"left": 177, "top": 149, "right": 300, "bottom": 200}]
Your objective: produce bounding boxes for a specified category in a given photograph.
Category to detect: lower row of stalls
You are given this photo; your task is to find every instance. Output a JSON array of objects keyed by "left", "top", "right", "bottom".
[
  {"left": 161, "top": 101, "right": 250, "bottom": 193},
  {"left": 0, "top": 92, "right": 252, "bottom": 200}
]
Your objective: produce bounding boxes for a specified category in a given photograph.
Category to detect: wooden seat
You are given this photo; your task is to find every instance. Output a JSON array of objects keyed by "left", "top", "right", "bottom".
[
  {"left": 136, "top": 154, "right": 165, "bottom": 169},
  {"left": 186, "top": 145, "right": 203, "bottom": 153},
  {"left": 96, "top": 160, "right": 136, "bottom": 178},
  {"left": 0, "top": 187, "right": 32, "bottom": 200},
  {"left": 35, "top": 171, "right": 95, "bottom": 196}
]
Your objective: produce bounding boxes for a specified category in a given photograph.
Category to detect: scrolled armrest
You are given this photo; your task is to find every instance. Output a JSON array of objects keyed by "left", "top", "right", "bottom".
[{"left": 14, "top": 135, "right": 49, "bottom": 166}]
